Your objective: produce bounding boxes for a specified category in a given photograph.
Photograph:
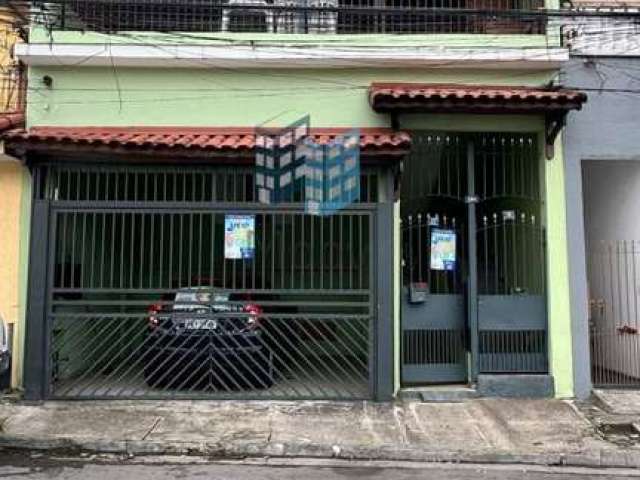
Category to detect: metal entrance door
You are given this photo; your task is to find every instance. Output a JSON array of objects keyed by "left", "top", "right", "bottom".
[
  {"left": 26, "top": 164, "right": 381, "bottom": 400},
  {"left": 401, "top": 133, "right": 468, "bottom": 384},
  {"left": 401, "top": 132, "right": 548, "bottom": 385},
  {"left": 474, "top": 134, "right": 548, "bottom": 374}
]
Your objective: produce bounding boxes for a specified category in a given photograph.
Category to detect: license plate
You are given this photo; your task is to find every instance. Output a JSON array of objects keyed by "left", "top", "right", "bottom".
[{"left": 183, "top": 318, "right": 217, "bottom": 330}]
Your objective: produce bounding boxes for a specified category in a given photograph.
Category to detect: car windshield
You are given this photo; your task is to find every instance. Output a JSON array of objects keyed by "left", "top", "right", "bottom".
[{"left": 174, "top": 290, "right": 228, "bottom": 305}]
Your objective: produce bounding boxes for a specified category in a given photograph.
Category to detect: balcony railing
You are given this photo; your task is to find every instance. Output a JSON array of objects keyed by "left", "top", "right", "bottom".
[{"left": 27, "top": 0, "right": 546, "bottom": 35}]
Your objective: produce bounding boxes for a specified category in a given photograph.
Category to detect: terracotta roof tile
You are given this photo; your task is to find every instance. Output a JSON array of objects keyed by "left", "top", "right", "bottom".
[
  {"left": 369, "top": 83, "right": 587, "bottom": 114},
  {"left": 3, "top": 127, "right": 411, "bottom": 161}
]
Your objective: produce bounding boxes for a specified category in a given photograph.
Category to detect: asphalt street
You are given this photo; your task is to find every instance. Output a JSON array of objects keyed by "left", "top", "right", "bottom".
[{"left": 2, "top": 451, "right": 640, "bottom": 480}]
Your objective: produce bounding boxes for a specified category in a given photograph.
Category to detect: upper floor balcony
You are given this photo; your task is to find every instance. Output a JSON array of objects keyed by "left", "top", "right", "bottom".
[{"left": 27, "top": 0, "right": 546, "bottom": 35}]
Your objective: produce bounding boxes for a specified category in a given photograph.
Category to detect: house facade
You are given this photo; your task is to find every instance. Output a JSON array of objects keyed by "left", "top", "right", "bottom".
[
  {"left": 561, "top": 2, "right": 640, "bottom": 398},
  {"left": 0, "top": 4, "right": 26, "bottom": 390},
  {"left": 4, "top": 0, "right": 585, "bottom": 400}
]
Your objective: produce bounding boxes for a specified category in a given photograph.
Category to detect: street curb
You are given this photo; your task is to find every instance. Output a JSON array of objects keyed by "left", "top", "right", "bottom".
[{"left": 1, "top": 434, "right": 639, "bottom": 469}]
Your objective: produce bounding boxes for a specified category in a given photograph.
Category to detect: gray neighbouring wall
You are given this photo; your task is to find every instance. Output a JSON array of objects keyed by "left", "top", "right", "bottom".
[{"left": 562, "top": 56, "right": 640, "bottom": 398}]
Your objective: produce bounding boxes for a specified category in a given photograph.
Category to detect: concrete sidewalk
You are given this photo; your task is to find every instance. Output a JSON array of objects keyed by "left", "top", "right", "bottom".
[{"left": 0, "top": 397, "right": 639, "bottom": 468}]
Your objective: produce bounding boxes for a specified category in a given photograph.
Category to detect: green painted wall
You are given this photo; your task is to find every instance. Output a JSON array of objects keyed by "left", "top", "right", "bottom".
[
  {"left": 28, "top": 67, "right": 556, "bottom": 128},
  {"left": 544, "top": 137, "right": 574, "bottom": 398}
]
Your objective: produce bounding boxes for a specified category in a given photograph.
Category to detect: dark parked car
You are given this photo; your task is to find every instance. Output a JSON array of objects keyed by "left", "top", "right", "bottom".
[{"left": 144, "top": 287, "right": 274, "bottom": 391}]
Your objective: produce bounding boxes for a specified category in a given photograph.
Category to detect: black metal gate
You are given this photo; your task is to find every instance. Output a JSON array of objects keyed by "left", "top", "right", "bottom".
[
  {"left": 401, "top": 133, "right": 468, "bottom": 383},
  {"left": 28, "top": 164, "right": 382, "bottom": 400},
  {"left": 401, "top": 132, "right": 548, "bottom": 385}
]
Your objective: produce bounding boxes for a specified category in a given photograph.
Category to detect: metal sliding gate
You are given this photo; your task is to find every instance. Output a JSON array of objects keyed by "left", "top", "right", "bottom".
[
  {"left": 401, "top": 132, "right": 548, "bottom": 385},
  {"left": 30, "top": 164, "right": 381, "bottom": 400}
]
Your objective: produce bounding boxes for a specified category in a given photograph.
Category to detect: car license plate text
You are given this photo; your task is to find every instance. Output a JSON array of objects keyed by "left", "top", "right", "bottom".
[{"left": 184, "top": 318, "right": 217, "bottom": 330}]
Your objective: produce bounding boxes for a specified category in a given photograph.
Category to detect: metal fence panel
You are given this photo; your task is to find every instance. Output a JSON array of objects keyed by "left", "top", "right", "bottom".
[
  {"left": 589, "top": 240, "right": 640, "bottom": 387},
  {"left": 41, "top": 187, "right": 377, "bottom": 399}
]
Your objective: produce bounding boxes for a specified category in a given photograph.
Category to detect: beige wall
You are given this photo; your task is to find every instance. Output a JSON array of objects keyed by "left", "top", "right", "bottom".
[{"left": 0, "top": 161, "right": 27, "bottom": 388}]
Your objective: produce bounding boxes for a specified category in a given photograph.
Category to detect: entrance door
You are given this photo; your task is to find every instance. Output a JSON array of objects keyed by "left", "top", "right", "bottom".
[
  {"left": 474, "top": 134, "right": 548, "bottom": 375},
  {"left": 401, "top": 133, "right": 468, "bottom": 384},
  {"left": 401, "top": 132, "right": 548, "bottom": 385}
]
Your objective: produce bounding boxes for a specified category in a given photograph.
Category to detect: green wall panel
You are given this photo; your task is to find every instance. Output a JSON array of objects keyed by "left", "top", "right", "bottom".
[{"left": 28, "top": 67, "right": 556, "bottom": 128}]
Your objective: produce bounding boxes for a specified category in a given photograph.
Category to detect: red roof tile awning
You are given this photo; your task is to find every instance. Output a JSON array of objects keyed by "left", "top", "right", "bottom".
[
  {"left": 3, "top": 126, "right": 411, "bottom": 162},
  {"left": 369, "top": 83, "right": 587, "bottom": 114}
]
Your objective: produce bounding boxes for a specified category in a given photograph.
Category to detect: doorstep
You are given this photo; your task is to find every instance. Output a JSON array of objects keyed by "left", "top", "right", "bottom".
[
  {"left": 398, "top": 385, "right": 478, "bottom": 403},
  {"left": 399, "top": 375, "right": 555, "bottom": 402}
]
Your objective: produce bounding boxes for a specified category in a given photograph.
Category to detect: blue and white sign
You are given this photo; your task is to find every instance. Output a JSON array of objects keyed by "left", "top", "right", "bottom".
[
  {"left": 430, "top": 229, "right": 456, "bottom": 271},
  {"left": 224, "top": 215, "right": 255, "bottom": 260}
]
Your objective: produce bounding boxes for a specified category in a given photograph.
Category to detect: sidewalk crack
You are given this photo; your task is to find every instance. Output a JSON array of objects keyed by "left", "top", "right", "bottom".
[{"left": 141, "top": 416, "right": 163, "bottom": 441}]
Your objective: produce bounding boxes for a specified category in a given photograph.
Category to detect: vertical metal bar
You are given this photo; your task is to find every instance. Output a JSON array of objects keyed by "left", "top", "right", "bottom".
[
  {"left": 309, "top": 215, "right": 324, "bottom": 290},
  {"left": 291, "top": 214, "right": 296, "bottom": 289},
  {"left": 271, "top": 213, "right": 275, "bottom": 289},
  {"left": 339, "top": 214, "right": 344, "bottom": 290},
  {"left": 178, "top": 214, "right": 184, "bottom": 288},
  {"left": 110, "top": 211, "right": 116, "bottom": 288},
  {"left": 417, "top": 214, "right": 422, "bottom": 283},
  {"left": 624, "top": 240, "right": 631, "bottom": 333},
  {"left": 128, "top": 212, "right": 135, "bottom": 289},
  {"left": 467, "top": 140, "right": 479, "bottom": 381},
  {"left": 300, "top": 213, "right": 307, "bottom": 289},
  {"left": 261, "top": 213, "right": 266, "bottom": 289},
  {"left": 376, "top": 204, "right": 394, "bottom": 400},
  {"left": 159, "top": 213, "right": 165, "bottom": 289},
  {"left": 512, "top": 215, "right": 517, "bottom": 291},
  {"left": 119, "top": 210, "right": 125, "bottom": 289},
  {"left": 280, "top": 214, "right": 285, "bottom": 289},
  {"left": 198, "top": 212, "right": 204, "bottom": 288},
  {"left": 210, "top": 213, "right": 216, "bottom": 287},
  {"left": 24, "top": 200, "right": 52, "bottom": 401},
  {"left": 330, "top": 215, "right": 334, "bottom": 289},
  {"left": 168, "top": 213, "right": 174, "bottom": 289},
  {"left": 139, "top": 212, "right": 146, "bottom": 289},
  {"left": 188, "top": 213, "right": 194, "bottom": 287},
  {"left": 633, "top": 240, "right": 639, "bottom": 329},
  {"left": 150, "top": 213, "right": 156, "bottom": 288},
  {"left": 349, "top": 214, "right": 354, "bottom": 290},
  {"left": 358, "top": 214, "right": 363, "bottom": 289},
  {"left": 100, "top": 212, "right": 106, "bottom": 289},
  {"left": 69, "top": 212, "right": 77, "bottom": 289}
]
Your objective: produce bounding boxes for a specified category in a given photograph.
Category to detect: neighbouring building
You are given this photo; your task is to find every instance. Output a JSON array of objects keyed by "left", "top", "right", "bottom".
[
  {"left": 561, "top": 1, "right": 640, "bottom": 398},
  {"left": 3, "top": 0, "right": 586, "bottom": 401},
  {"left": 0, "top": 4, "right": 26, "bottom": 390}
]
